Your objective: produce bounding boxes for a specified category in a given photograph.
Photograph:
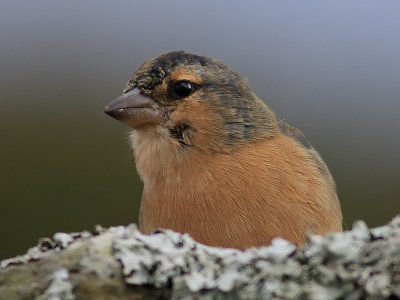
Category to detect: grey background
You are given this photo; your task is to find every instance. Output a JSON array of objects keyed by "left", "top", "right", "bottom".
[{"left": 1, "top": 0, "right": 399, "bottom": 259}]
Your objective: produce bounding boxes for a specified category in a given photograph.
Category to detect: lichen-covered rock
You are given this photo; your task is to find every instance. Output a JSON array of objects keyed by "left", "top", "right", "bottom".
[{"left": 1, "top": 217, "right": 400, "bottom": 299}]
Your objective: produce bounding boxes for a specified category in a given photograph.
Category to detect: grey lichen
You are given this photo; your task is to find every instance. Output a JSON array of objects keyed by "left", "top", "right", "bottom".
[
  {"left": 113, "top": 218, "right": 400, "bottom": 299},
  {"left": 1, "top": 230, "right": 93, "bottom": 269},
  {"left": 1, "top": 217, "right": 400, "bottom": 299}
]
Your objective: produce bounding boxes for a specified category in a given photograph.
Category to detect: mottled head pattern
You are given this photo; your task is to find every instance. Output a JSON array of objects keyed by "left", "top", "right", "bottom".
[
  {"left": 124, "top": 51, "right": 199, "bottom": 94},
  {"left": 125, "top": 51, "right": 279, "bottom": 148}
]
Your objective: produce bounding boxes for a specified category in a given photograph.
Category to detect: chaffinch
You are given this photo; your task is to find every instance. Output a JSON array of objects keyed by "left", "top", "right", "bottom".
[{"left": 105, "top": 51, "right": 342, "bottom": 249}]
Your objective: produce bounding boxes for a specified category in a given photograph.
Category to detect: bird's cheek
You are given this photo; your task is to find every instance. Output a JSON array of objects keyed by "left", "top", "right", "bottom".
[{"left": 167, "top": 101, "right": 229, "bottom": 151}]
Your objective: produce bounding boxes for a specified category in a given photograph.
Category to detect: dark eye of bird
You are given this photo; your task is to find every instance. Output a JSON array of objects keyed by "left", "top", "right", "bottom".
[{"left": 173, "top": 81, "right": 194, "bottom": 99}]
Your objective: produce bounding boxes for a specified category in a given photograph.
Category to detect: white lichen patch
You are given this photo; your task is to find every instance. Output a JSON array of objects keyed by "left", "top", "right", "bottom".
[
  {"left": 0, "top": 246, "right": 44, "bottom": 269},
  {"left": 78, "top": 231, "right": 121, "bottom": 279},
  {"left": 52, "top": 231, "right": 92, "bottom": 250},
  {"left": 35, "top": 268, "right": 75, "bottom": 300},
  {"left": 53, "top": 233, "right": 75, "bottom": 249}
]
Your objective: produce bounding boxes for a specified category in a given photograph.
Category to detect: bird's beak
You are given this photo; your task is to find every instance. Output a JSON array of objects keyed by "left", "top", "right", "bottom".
[{"left": 104, "top": 88, "right": 166, "bottom": 129}]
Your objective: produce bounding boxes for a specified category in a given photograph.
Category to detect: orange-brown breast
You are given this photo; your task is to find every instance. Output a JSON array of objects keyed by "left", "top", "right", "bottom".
[{"left": 137, "top": 132, "right": 342, "bottom": 250}]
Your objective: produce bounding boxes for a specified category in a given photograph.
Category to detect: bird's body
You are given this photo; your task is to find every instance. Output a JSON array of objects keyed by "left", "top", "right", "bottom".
[{"left": 105, "top": 51, "right": 342, "bottom": 249}]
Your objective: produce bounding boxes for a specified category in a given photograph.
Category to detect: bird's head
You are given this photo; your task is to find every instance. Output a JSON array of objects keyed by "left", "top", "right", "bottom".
[{"left": 105, "top": 51, "right": 279, "bottom": 153}]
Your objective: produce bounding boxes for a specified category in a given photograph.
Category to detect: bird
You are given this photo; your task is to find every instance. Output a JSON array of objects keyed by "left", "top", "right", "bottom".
[{"left": 104, "top": 51, "right": 342, "bottom": 250}]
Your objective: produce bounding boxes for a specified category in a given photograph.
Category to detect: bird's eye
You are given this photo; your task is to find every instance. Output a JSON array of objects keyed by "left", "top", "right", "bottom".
[{"left": 173, "top": 81, "right": 194, "bottom": 99}]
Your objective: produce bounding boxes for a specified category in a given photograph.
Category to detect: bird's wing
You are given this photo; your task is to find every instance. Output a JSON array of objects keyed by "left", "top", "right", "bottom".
[
  {"left": 278, "top": 120, "right": 312, "bottom": 149},
  {"left": 278, "top": 120, "right": 336, "bottom": 188}
]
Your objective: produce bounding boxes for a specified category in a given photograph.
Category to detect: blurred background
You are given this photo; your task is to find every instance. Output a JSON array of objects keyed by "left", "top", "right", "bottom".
[{"left": 1, "top": 0, "right": 399, "bottom": 259}]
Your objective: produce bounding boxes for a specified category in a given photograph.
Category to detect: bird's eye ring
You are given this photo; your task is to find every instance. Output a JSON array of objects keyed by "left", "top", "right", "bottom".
[{"left": 173, "top": 80, "right": 195, "bottom": 99}]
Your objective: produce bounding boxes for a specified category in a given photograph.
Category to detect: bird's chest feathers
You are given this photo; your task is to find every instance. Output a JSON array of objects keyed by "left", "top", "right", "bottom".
[
  {"left": 132, "top": 127, "right": 214, "bottom": 192},
  {"left": 132, "top": 131, "right": 340, "bottom": 247},
  {"left": 131, "top": 128, "right": 246, "bottom": 230}
]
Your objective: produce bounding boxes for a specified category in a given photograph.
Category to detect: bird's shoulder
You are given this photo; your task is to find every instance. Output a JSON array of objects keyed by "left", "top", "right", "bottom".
[{"left": 278, "top": 120, "right": 336, "bottom": 187}]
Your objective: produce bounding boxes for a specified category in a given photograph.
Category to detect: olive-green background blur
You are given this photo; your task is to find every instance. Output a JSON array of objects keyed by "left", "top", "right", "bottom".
[{"left": 1, "top": 1, "right": 399, "bottom": 259}]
